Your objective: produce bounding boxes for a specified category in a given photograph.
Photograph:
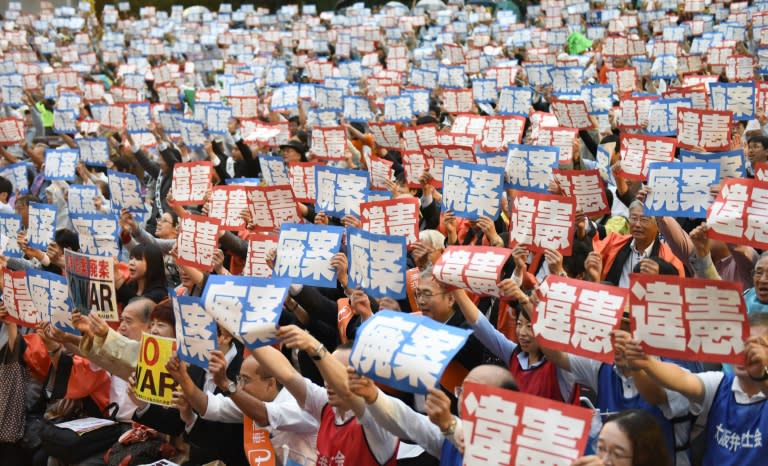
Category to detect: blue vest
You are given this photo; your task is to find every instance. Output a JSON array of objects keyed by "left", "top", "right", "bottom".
[
  {"left": 703, "top": 373, "right": 768, "bottom": 466},
  {"left": 596, "top": 364, "right": 677, "bottom": 458},
  {"left": 439, "top": 438, "right": 462, "bottom": 466}
]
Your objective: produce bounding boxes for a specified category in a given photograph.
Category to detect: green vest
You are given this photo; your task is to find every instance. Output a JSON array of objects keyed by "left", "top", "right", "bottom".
[{"left": 36, "top": 102, "right": 54, "bottom": 128}]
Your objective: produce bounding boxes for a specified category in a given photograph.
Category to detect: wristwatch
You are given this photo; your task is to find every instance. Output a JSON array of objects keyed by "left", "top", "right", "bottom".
[
  {"left": 312, "top": 343, "right": 328, "bottom": 361},
  {"left": 222, "top": 380, "right": 238, "bottom": 396},
  {"left": 750, "top": 366, "right": 768, "bottom": 382},
  {"left": 441, "top": 416, "right": 457, "bottom": 437}
]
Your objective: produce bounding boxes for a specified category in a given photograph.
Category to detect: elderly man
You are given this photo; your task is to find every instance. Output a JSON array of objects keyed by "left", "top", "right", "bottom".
[{"left": 587, "top": 200, "right": 684, "bottom": 287}]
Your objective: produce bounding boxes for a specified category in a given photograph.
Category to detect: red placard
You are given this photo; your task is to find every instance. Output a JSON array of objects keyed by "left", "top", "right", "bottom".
[
  {"left": 533, "top": 275, "right": 627, "bottom": 363},
  {"left": 676, "top": 107, "right": 732, "bottom": 151},
  {"left": 422, "top": 145, "right": 476, "bottom": 188},
  {"left": 171, "top": 161, "right": 213, "bottom": 206},
  {"left": 310, "top": 127, "right": 347, "bottom": 160},
  {"left": 619, "top": 134, "right": 677, "bottom": 181},
  {"left": 2, "top": 269, "right": 37, "bottom": 327},
  {"left": 481, "top": 115, "right": 526, "bottom": 152},
  {"left": 664, "top": 85, "right": 708, "bottom": 110},
  {"left": 230, "top": 96, "right": 259, "bottom": 118},
  {"left": 707, "top": 178, "right": 768, "bottom": 250},
  {"left": 175, "top": 214, "right": 221, "bottom": 271},
  {"left": 403, "top": 151, "right": 427, "bottom": 189},
  {"left": 552, "top": 169, "right": 610, "bottom": 216},
  {"left": 243, "top": 233, "right": 278, "bottom": 278},
  {"left": 442, "top": 89, "right": 473, "bottom": 114},
  {"left": 368, "top": 122, "right": 401, "bottom": 150},
  {"left": 368, "top": 157, "right": 394, "bottom": 191},
  {"left": 629, "top": 274, "right": 748, "bottom": 364},
  {"left": 451, "top": 113, "right": 486, "bottom": 139},
  {"left": 208, "top": 185, "right": 250, "bottom": 231},
  {"left": 755, "top": 162, "right": 768, "bottom": 182},
  {"left": 287, "top": 162, "right": 318, "bottom": 203},
  {"left": 432, "top": 246, "right": 513, "bottom": 297},
  {"left": 618, "top": 95, "right": 659, "bottom": 129},
  {"left": 550, "top": 99, "right": 594, "bottom": 130},
  {"left": 536, "top": 127, "right": 579, "bottom": 165},
  {"left": 509, "top": 191, "right": 576, "bottom": 255},
  {"left": 246, "top": 185, "right": 302, "bottom": 233},
  {"left": 0, "top": 118, "right": 24, "bottom": 145},
  {"left": 359, "top": 198, "right": 420, "bottom": 245},
  {"left": 605, "top": 68, "right": 637, "bottom": 95},
  {"left": 462, "top": 381, "right": 592, "bottom": 466}
]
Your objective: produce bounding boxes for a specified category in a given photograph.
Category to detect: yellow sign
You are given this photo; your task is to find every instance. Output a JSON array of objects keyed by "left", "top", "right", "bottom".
[{"left": 134, "top": 333, "right": 178, "bottom": 407}]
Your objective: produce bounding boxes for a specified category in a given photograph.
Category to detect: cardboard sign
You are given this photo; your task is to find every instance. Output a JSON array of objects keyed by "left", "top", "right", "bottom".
[
  {"left": 310, "top": 127, "right": 347, "bottom": 160},
  {"left": 77, "top": 138, "right": 109, "bottom": 167},
  {"left": 497, "top": 87, "right": 533, "bottom": 116},
  {"left": 273, "top": 223, "right": 343, "bottom": 288},
  {"left": 347, "top": 228, "right": 407, "bottom": 299},
  {"left": 359, "top": 198, "right": 420, "bottom": 245},
  {"left": 171, "top": 161, "right": 213, "bottom": 206},
  {"left": 605, "top": 68, "right": 637, "bottom": 94},
  {"left": 433, "top": 246, "right": 513, "bottom": 297},
  {"left": 368, "top": 122, "right": 401, "bottom": 150},
  {"left": 707, "top": 178, "right": 768, "bottom": 250},
  {"left": 44, "top": 148, "right": 79, "bottom": 181},
  {"left": 481, "top": 116, "right": 526, "bottom": 152},
  {"left": 509, "top": 191, "right": 576, "bottom": 255},
  {"left": 676, "top": 107, "right": 732, "bottom": 151},
  {"left": 442, "top": 160, "right": 505, "bottom": 220},
  {"left": 349, "top": 310, "right": 472, "bottom": 394},
  {"left": 0, "top": 213, "right": 22, "bottom": 258},
  {"left": 552, "top": 169, "right": 610, "bottom": 216},
  {"left": 134, "top": 333, "right": 178, "bottom": 407},
  {"left": 462, "top": 382, "right": 592, "bottom": 466},
  {"left": 645, "top": 162, "right": 720, "bottom": 218},
  {"left": 680, "top": 149, "right": 745, "bottom": 180},
  {"left": 0, "top": 118, "right": 24, "bottom": 144},
  {"left": 551, "top": 99, "right": 593, "bottom": 129},
  {"left": 176, "top": 214, "right": 222, "bottom": 271},
  {"left": 533, "top": 275, "right": 627, "bottom": 363},
  {"left": 64, "top": 250, "right": 118, "bottom": 322},
  {"left": 27, "top": 269, "right": 77, "bottom": 334},
  {"left": 709, "top": 82, "right": 755, "bottom": 121},
  {"left": 646, "top": 98, "right": 692, "bottom": 136},
  {"left": 619, "top": 134, "right": 677, "bottom": 181},
  {"left": 506, "top": 144, "right": 559, "bottom": 192},
  {"left": 108, "top": 171, "right": 145, "bottom": 213},
  {"left": 202, "top": 275, "right": 291, "bottom": 349},
  {"left": 619, "top": 96, "right": 658, "bottom": 129},
  {"left": 171, "top": 294, "right": 217, "bottom": 369},
  {"left": 67, "top": 184, "right": 99, "bottom": 215},
  {"left": 536, "top": 127, "right": 578, "bottom": 164},
  {"left": 630, "top": 274, "right": 748, "bottom": 364}
]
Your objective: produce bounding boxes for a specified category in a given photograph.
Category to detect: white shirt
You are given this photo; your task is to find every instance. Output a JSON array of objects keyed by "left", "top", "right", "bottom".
[
  {"left": 619, "top": 239, "right": 655, "bottom": 288},
  {"left": 202, "top": 387, "right": 318, "bottom": 465}
]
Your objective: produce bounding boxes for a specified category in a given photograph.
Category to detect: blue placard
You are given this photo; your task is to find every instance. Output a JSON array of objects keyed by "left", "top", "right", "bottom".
[
  {"left": 679, "top": 148, "right": 746, "bottom": 180},
  {"left": 403, "top": 89, "right": 430, "bottom": 115},
  {"left": 346, "top": 228, "right": 407, "bottom": 299},
  {"left": 472, "top": 78, "right": 498, "bottom": 104},
  {"left": 383, "top": 95, "right": 414, "bottom": 123},
  {"left": 315, "top": 86, "right": 344, "bottom": 112},
  {"left": 0, "top": 162, "right": 29, "bottom": 194},
  {"left": 410, "top": 68, "right": 438, "bottom": 89},
  {"left": 171, "top": 293, "right": 218, "bottom": 368},
  {"left": 224, "top": 177, "right": 261, "bottom": 186},
  {"left": 709, "top": 82, "right": 755, "bottom": 121},
  {"left": 438, "top": 65, "right": 466, "bottom": 89},
  {"left": 179, "top": 118, "right": 207, "bottom": 149},
  {"left": 0, "top": 212, "right": 22, "bottom": 257},
  {"left": 581, "top": 85, "right": 614, "bottom": 113},
  {"left": 202, "top": 276, "right": 291, "bottom": 350},
  {"left": 349, "top": 310, "right": 473, "bottom": 394},
  {"left": 125, "top": 102, "right": 151, "bottom": 133},
  {"left": 646, "top": 98, "right": 692, "bottom": 136},
  {"left": 44, "top": 148, "right": 79, "bottom": 181},
  {"left": 77, "top": 138, "right": 109, "bottom": 167},
  {"left": 108, "top": 170, "right": 145, "bottom": 212},
  {"left": 343, "top": 96, "right": 374, "bottom": 123},
  {"left": 273, "top": 223, "right": 344, "bottom": 288},
  {"left": 549, "top": 66, "right": 584, "bottom": 94},
  {"left": 442, "top": 160, "right": 505, "bottom": 220},
  {"left": 205, "top": 105, "right": 232, "bottom": 135},
  {"left": 27, "top": 269, "right": 77, "bottom": 334},
  {"left": 258, "top": 155, "right": 289, "bottom": 186},
  {"left": 524, "top": 64, "right": 553, "bottom": 87},
  {"left": 70, "top": 213, "right": 120, "bottom": 257},
  {"left": 270, "top": 84, "right": 299, "bottom": 111},
  {"left": 314, "top": 166, "right": 369, "bottom": 218},
  {"left": 644, "top": 162, "right": 721, "bottom": 218},
  {"left": 497, "top": 87, "right": 533, "bottom": 116},
  {"left": 67, "top": 184, "right": 100, "bottom": 214},
  {"left": 505, "top": 144, "right": 560, "bottom": 192},
  {"left": 26, "top": 202, "right": 57, "bottom": 250}
]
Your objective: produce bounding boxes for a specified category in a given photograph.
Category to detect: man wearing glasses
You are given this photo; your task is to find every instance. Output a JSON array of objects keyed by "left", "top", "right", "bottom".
[{"left": 586, "top": 200, "right": 684, "bottom": 287}]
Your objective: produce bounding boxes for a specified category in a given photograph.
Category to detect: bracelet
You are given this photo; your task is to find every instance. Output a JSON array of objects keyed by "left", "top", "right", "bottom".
[{"left": 312, "top": 342, "right": 327, "bottom": 361}]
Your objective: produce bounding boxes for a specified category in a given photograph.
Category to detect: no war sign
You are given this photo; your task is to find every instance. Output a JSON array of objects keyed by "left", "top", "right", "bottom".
[{"left": 134, "top": 333, "right": 178, "bottom": 407}]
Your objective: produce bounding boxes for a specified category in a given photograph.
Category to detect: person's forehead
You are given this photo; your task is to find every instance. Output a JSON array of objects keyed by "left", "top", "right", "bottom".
[
  {"left": 757, "top": 256, "right": 768, "bottom": 269},
  {"left": 417, "top": 277, "right": 442, "bottom": 290}
]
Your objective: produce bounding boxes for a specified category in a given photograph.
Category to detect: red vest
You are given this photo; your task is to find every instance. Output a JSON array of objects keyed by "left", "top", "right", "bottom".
[
  {"left": 508, "top": 348, "right": 579, "bottom": 404},
  {"left": 316, "top": 404, "right": 397, "bottom": 466}
]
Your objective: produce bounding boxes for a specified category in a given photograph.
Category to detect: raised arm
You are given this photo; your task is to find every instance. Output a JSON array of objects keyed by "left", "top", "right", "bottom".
[{"left": 251, "top": 344, "right": 308, "bottom": 407}]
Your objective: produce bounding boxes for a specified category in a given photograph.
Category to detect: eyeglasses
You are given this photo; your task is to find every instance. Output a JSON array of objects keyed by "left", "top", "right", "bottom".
[
  {"left": 454, "top": 385, "right": 463, "bottom": 399},
  {"left": 414, "top": 290, "right": 447, "bottom": 301},
  {"left": 593, "top": 440, "right": 633, "bottom": 463},
  {"left": 628, "top": 216, "right": 653, "bottom": 225},
  {"left": 754, "top": 269, "right": 768, "bottom": 279}
]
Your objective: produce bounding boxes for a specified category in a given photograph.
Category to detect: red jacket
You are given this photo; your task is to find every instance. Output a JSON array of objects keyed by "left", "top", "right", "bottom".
[{"left": 592, "top": 233, "right": 685, "bottom": 281}]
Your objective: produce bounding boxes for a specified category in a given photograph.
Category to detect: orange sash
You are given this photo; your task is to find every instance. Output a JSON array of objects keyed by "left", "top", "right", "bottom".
[{"left": 243, "top": 417, "right": 276, "bottom": 466}]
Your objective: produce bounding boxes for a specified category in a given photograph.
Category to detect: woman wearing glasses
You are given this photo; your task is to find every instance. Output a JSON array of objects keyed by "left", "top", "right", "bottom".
[{"left": 573, "top": 410, "right": 672, "bottom": 466}]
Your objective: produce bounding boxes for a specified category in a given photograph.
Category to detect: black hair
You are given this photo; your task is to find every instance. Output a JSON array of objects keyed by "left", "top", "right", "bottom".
[
  {"left": 54, "top": 229, "right": 80, "bottom": 252},
  {"left": 130, "top": 243, "right": 167, "bottom": 291},
  {"left": 0, "top": 176, "right": 13, "bottom": 198},
  {"left": 748, "top": 135, "right": 768, "bottom": 150}
]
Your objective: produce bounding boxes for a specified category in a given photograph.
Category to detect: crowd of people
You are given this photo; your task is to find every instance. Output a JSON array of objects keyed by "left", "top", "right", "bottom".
[{"left": 0, "top": 0, "right": 768, "bottom": 465}]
